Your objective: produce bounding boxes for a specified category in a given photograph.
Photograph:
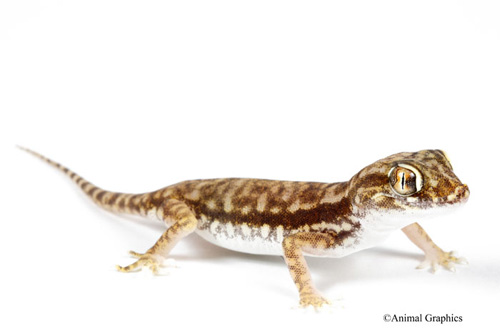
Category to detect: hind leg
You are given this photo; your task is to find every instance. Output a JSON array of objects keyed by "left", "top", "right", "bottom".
[{"left": 116, "top": 199, "right": 197, "bottom": 274}]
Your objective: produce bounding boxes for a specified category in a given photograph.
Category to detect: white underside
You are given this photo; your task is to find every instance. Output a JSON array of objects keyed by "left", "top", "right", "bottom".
[
  {"left": 195, "top": 227, "right": 394, "bottom": 257},
  {"left": 195, "top": 229, "right": 286, "bottom": 256},
  {"left": 194, "top": 215, "right": 399, "bottom": 258}
]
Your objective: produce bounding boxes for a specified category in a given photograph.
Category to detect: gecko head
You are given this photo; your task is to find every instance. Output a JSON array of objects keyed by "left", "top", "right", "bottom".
[{"left": 348, "top": 149, "right": 469, "bottom": 219}]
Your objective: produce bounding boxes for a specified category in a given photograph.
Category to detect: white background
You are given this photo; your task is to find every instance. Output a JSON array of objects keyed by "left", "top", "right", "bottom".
[{"left": 1, "top": 1, "right": 499, "bottom": 333}]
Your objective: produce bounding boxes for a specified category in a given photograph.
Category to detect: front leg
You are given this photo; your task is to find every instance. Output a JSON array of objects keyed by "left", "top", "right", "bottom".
[
  {"left": 402, "top": 223, "right": 467, "bottom": 272},
  {"left": 282, "top": 232, "right": 336, "bottom": 309}
]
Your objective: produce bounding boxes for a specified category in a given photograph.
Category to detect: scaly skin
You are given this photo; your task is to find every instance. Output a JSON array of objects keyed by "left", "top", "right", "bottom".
[{"left": 20, "top": 148, "right": 469, "bottom": 308}]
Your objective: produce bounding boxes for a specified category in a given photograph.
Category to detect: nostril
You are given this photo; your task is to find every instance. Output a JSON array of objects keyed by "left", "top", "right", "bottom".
[{"left": 456, "top": 184, "right": 469, "bottom": 197}]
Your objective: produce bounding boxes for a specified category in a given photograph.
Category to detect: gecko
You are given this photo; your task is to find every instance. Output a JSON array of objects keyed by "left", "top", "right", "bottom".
[{"left": 20, "top": 148, "right": 469, "bottom": 308}]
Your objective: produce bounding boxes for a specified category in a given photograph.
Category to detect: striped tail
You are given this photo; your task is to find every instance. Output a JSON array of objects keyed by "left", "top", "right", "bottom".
[{"left": 18, "top": 146, "right": 151, "bottom": 216}]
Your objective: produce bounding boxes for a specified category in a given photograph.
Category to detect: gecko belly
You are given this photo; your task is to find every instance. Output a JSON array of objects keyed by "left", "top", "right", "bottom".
[
  {"left": 195, "top": 229, "right": 284, "bottom": 255},
  {"left": 194, "top": 218, "right": 391, "bottom": 258},
  {"left": 195, "top": 219, "right": 285, "bottom": 256}
]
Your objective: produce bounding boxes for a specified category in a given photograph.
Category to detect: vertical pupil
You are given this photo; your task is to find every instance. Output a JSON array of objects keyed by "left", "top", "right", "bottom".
[{"left": 390, "top": 166, "right": 420, "bottom": 195}]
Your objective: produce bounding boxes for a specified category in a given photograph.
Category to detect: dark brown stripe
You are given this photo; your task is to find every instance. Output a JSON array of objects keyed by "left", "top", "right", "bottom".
[
  {"left": 186, "top": 196, "right": 355, "bottom": 230},
  {"left": 87, "top": 187, "right": 98, "bottom": 197},
  {"left": 95, "top": 191, "right": 105, "bottom": 202}
]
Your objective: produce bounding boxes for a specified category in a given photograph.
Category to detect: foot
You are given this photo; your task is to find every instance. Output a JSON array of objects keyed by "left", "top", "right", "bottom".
[
  {"left": 299, "top": 290, "right": 331, "bottom": 309},
  {"left": 417, "top": 250, "right": 467, "bottom": 273},
  {"left": 116, "top": 250, "right": 166, "bottom": 275}
]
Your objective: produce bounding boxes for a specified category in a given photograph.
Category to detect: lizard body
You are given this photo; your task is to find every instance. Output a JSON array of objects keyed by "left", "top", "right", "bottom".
[{"left": 21, "top": 148, "right": 469, "bottom": 308}]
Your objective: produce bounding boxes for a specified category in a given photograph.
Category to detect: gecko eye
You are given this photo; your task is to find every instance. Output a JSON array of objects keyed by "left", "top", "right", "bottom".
[{"left": 389, "top": 164, "right": 423, "bottom": 196}]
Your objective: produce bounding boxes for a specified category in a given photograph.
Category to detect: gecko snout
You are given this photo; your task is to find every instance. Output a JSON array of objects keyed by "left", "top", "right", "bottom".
[{"left": 455, "top": 184, "right": 470, "bottom": 202}]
